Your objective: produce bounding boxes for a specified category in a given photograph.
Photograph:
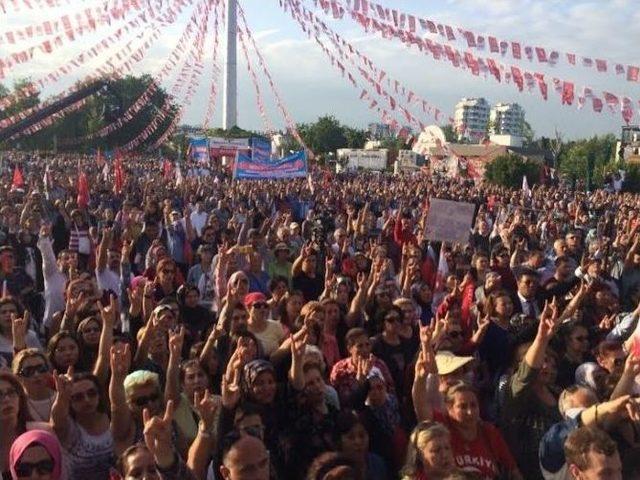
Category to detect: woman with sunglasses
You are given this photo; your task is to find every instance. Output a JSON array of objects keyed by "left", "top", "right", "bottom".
[
  {"left": 75, "top": 316, "right": 102, "bottom": 370},
  {"left": 50, "top": 370, "right": 114, "bottom": 480},
  {"left": 371, "top": 307, "right": 415, "bottom": 399},
  {"left": 11, "top": 350, "right": 55, "bottom": 422},
  {"left": 8, "top": 430, "right": 62, "bottom": 480}
]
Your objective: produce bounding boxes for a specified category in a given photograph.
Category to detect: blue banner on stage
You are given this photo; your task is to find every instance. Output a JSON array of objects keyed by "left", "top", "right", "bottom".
[
  {"left": 251, "top": 137, "right": 272, "bottom": 162},
  {"left": 233, "top": 150, "right": 308, "bottom": 180},
  {"left": 188, "top": 138, "right": 209, "bottom": 162}
]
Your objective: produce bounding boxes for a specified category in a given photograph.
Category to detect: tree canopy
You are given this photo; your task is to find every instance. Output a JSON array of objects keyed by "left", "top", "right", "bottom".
[
  {"left": 1, "top": 75, "right": 179, "bottom": 152},
  {"left": 483, "top": 153, "right": 541, "bottom": 188}
]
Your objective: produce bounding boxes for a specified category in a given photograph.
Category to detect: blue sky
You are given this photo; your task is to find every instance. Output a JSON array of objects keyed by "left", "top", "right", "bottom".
[{"left": 2, "top": 0, "right": 639, "bottom": 139}]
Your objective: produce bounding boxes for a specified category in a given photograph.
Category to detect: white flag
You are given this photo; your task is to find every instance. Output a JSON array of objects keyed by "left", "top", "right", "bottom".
[{"left": 522, "top": 175, "right": 532, "bottom": 198}]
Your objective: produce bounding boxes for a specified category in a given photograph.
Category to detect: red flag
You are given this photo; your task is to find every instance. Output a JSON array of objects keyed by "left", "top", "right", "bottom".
[
  {"left": 510, "top": 66, "right": 524, "bottom": 91},
  {"left": 603, "top": 92, "right": 619, "bottom": 113},
  {"left": 535, "top": 47, "right": 547, "bottom": 62},
  {"left": 487, "top": 59, "right": 501, "bottom": 81},
  {"left": 162, "top": 159, "right": 173, "bottom": 179},
  {"left": 114, "top": 152, "right": 124, "bottom": 194},
  {"left": 77, "top": 171, "right": 90, "bottom": 209},
  {"left": 511, "top": 42, "right": 521, "bottom": 59},
  {"left": 464, "top": 52, "right": 479, "bottom": 75},
  {"left": 628, "top": 66, "right": 639, "bottom": 82},
  {"left": 592, "top": 97, "right": 603, "bottom": 113},
  {"left": 11, "top": 166, "right": 24, "bottom": 190},
  {"left": 488, "top": 36, "right": 499, "bottom": 53},
  {"left": 561, "top": 82, "right": 574, "bottom": 105}
]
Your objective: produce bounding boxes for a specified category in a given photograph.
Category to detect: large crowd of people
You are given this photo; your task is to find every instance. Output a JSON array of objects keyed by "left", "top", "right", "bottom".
[{"left": 0, "top": 150, "right": 638, "bottom": 480}]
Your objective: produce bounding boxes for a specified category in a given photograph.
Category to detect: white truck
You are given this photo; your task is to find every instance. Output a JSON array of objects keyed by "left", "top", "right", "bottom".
[{"left": 335, "top": 148, "right": 388, "bottom": 173}]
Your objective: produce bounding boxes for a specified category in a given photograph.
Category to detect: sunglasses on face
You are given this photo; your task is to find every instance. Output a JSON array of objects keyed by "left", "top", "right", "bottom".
[
  {"left": 71, "top": 388, "right": 98, "bottom": 403},
  {"left": 132, "top": 392, "right": 160, "bottom": 407},
  {"left": 15, "top": 460, "right": 55, "bottom": 477},
  {"left": 252, "top": 302, "right": 269, "bottom": 310},
  {"left": 385, "top": 315, "right": 400, "bottom": 323},
  {"left": 19, "top": 363, "right": 48, "bottom": 378}
]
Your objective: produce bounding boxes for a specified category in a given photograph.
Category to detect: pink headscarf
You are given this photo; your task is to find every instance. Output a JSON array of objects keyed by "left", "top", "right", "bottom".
[{"left": 9, "top": 430, "right": 62, "bottom": 480}]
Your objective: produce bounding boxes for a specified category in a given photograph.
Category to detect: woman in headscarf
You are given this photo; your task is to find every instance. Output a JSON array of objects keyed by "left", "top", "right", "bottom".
[
  {"left": 176, "top": 284, "right": 212, "bottom": 349},
  {"left": 9, "top": 430, "right": 62, "bottom": 480}
]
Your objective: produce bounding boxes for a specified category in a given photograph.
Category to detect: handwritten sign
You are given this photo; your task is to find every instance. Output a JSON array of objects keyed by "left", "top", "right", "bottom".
[{"left": 424, "top": 198, "right": 475, "bottom": 244}]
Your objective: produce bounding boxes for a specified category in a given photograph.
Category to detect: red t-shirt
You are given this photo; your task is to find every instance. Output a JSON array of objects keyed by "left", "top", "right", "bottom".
[{"left": 434, "top": 412, "right": 517, "bottom": 479}]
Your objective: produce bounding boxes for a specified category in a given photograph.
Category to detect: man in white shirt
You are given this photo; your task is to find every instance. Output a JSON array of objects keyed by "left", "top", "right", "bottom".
[
  {"left": 37, "top": 225, "right": 75, "bottom": 332},
  {"left": 190, "top": 200, "right": 209, "bottom": 238}
]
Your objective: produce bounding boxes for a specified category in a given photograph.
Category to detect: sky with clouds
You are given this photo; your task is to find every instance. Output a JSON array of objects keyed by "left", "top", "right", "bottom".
[{"left": 2, "top": 0, "right": 640, "bottom": 139}]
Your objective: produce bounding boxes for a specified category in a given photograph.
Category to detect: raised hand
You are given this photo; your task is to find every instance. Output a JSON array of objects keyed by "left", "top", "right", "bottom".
[
  {"left": 11, "top": 310, "right": 29, "bottom": 346},
  {"left": 221, "top": 374, "right": 241, "bottom": 409},
  {"left": 168, "top": 325, "right": 185, "bottom": 358},
  {"left": 53, "top": 366, "right": 74, "bottom": 402},
  {"left": 290, "top": 332, "right": 307, "bottom": 365},
  {"left": 143, "top": 400, "right": 175, "bottom": 468},
  {"left": 193, "top": 389, "right": 220, "bottom": 431},
  {"left": 109, "top": 344, "right": 131, "bottom": 379},
  {"left": 98, "top": 294, "right": 117, "bottom": 328}
]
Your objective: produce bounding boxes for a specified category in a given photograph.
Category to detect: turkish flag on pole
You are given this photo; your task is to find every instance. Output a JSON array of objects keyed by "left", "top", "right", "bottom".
[
  {"left": 77, "top": 172, "right": 89, "bottom": 209},
  {"left": 162, "top": 159, "right": 173, "bottom": 180},
  {"left": 11, "top": 165, "right": 24, "bottom": 190},
  {"left": 114, "top": 151, "right": 124, "bottom": 194},
  {"left": 77, "top": 162, "right": 90, "bottom": 209}
]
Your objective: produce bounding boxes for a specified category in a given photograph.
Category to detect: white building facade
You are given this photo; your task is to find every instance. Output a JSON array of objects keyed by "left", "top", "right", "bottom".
[
  {"left": 489, "top": 103, "right": 525, "bottom": 136},
  {"left": 453, "top": 97, "right": 490, "bottom": 141}
]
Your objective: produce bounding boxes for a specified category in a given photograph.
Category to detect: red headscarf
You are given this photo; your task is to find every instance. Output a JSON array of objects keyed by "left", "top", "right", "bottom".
[{"left": 9, "top": 430, "right": 62, "bottom": 480}]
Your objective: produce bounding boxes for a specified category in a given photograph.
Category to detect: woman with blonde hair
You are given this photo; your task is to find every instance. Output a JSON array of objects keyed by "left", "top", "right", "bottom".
[
  {"left": 11, "top": 349, "right": 55, "bottom": 422},
  {"left": 401, "top": 421, "right": 456, "bottom": 480}
]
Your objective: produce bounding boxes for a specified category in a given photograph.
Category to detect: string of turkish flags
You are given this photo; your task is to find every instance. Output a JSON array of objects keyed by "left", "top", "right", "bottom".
[
  {"left": 0, "top": 29, "right": 160, "bottom": 130},
  {"left": 288, "top": 0, "right": 451, "bottom": 127},
  {"left": 326, "top": 0, "right": 638, "bottom": 124},
  {"left": 284, "top": 0, "right": 409, "bottom": 133},
  {"left": 0, "top": 0, "right": 144, "bottom": 48},
  {"left": 333, "top": 0, "right": 640, "bottom": 84},
  {"left": 238, "top": 27, "right": 275, "bottom": 133},
  {"left": 65, "top": 0, "right": 210, "bottom": 144},
  {"left": 0, "top": 0, "right": 151, "bottom": 79},
  {"left": 0, "top": 0, "right": 137, "bottom": 13},
  {"left": 0, "top": 0, "right": 193, "bottom": 133},
  {"left": 236, "top": 1, "right": 310, "bottom": 152},
  {"left": 151, "top": 1, "right": 221, "bottom": 149},
  {"left": 123, "top": 0, "right": 211, "bottom": 151},
  {"left": 0, "top": 0, "right": 191, "bottom": 109},
  {"left": 202, "top": 0, "right": 223, "bottom": 129},
  {"left": 11, "top": 97, "right": 90, "bottom": 139}
]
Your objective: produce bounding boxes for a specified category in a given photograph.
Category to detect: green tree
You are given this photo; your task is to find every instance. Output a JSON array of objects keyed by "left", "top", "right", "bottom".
[
  {"left": 522, "top": 120, "right": 535, "bottom": 145},
  {"left": 343, "top": 126, "right": 368, "bottom": 149},
  {"left": 440, "top": 124, "right": 456, "bottom": 143},
  {"left": 558, "top": 134, "right": 616, "bottom": 189},
  {"left": 484, "top": 153, "right": 541, "bottom": 188},
  {"left": 298, "top": 115, "right": 348, "bottom": 155}
]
